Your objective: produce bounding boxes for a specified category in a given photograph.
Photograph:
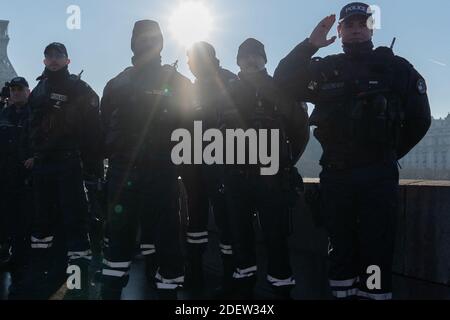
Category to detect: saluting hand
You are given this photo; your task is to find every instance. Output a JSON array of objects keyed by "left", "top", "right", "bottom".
[{"left": 309, "top": 14, "right": 337, "bottom": 49}]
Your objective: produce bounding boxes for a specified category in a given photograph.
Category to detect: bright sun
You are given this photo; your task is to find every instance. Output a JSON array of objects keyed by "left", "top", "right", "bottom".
[{"left": 169, "top": 1, "right": 214, "bottom": 47}]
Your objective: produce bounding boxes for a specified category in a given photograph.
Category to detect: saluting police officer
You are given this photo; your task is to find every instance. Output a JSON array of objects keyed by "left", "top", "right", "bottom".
[
  {"left": 222, "top": 38, "right": 309, "bottom": 300},
  {"left": 274, "top": 2, "right": 431, "bottom": 300},
  {"left": 27, "top": 43, "right": 103, "bottom": 299}
]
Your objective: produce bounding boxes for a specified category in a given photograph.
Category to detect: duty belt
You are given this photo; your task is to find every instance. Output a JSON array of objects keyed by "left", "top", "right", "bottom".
[
  {"left": 34, "top": 150, "right": 80, "bottom": 163},
  {"left": 321, "top": 151, "right": 396, "bottom": 171}
]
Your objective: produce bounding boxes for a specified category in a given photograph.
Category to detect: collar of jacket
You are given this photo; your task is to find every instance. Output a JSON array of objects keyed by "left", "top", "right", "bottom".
[
  {"left": 38, "top": 66, "right": 71, "bottom": 84},
  {"left": 342, "top": 40, "right": 374, "bottom": 58},
  {"left": 238, "top": 68, "right": 270, "bottom": 85},
  {"left": 131, "top": 53, "right": 162, "bottom": 69}
]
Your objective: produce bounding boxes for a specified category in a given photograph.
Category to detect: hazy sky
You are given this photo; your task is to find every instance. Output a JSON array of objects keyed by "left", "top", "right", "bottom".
[{"left": 2, "top": 0, "right": 449, "bottom": 118}]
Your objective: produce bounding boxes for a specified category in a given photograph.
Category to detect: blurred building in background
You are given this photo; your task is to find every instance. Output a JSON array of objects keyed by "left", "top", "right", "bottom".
[
  {"left": 0, "top": 20, "right": 17, "bottom": 87},
  {"left": 400, "top": 115, "right": 450, "bottom": 180}
]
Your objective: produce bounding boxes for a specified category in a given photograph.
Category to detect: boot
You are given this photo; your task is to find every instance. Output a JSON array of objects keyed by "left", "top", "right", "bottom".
[
  {"left": 0, "top": 242, "right": 11, "bottom": 269},
  {"left": 145, "top": 255, "right": 157, "bottom": 289},
  {"left": 184, "top": 251, "right": 204, "bottom": 292},
  {"left": 212, "top": 256, "right": 235, "bottom": 299},
  {"left": 8, "top": 266, "right": 30, "bottom": 300},
  {"left": 273, "top": 285, "right": 294, "bottom": 300},
  {"left": 157, "top": 289, "right": 178, "bottom": 300},
  {"left": 232, "top": 278, "right": 256, "bottom": 300},
  {"left": 101, "top": 284, "right": 122, "bottom": 300},
  {"left": 7, "top": 240, "right": 30, "bottom": 300},
  {"left": 26, "top": 247, "right": 66, "bottom": 300}
]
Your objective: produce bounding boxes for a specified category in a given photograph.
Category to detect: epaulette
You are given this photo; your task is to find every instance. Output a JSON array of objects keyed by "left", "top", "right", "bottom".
[
  {"left": 106, "top": 67, "right": 134, "bottom": 91},
  {"left": 374, "top": 46, "right": 395, "bottom": 57},
  {"left": 374, "top": 46, "right": 414, "bottom": 68},
  {"left": 36, "top": 72, "right": 46, "bottom": 81},
  {"left": 69, "top": 74, "right": 81, "bottom": 82}
]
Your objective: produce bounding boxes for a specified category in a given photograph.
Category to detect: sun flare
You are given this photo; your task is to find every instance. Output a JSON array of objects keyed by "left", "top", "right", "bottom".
[{"left": 169, "top": 1, "right": 214, "bottom": 47}]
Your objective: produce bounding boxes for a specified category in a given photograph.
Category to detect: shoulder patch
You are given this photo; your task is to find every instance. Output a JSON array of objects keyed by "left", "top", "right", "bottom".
[{"left": 417, "top": 78, "right": 427, "bottom": 95}]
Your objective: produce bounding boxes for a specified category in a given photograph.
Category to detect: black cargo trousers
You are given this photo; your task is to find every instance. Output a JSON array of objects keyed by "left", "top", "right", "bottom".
[
  {"left": 224, "top": 168, "right": 295, "bottom": 299},
  {"left": 320, "top": 162, "right": 399, "bottom": 300},
  {"left": 182, "top": 163, "right": 235, "bottom": 286},
  {"left": 101, "top": 161, "right": 184, "bottom": 299},
  {"left": 30, "top": 155, "right": 91, "bottom": 299}
]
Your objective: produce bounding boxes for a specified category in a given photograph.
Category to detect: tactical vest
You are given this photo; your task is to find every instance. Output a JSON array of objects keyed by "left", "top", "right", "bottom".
[
  {"left": 308, "top": 48, "right": 407, "bottom": 168},
  {"left": 192, "top": 69, "right": 236, "bottom": 130},
  {"left": 107, "top": 66, "right": 183, "bottom": 165},
  {"left": 29, "top": 75, "right": 84, "bottom": 154},
  {"left": 221, "top": 75, "right": 292, "bottom": 169}
]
